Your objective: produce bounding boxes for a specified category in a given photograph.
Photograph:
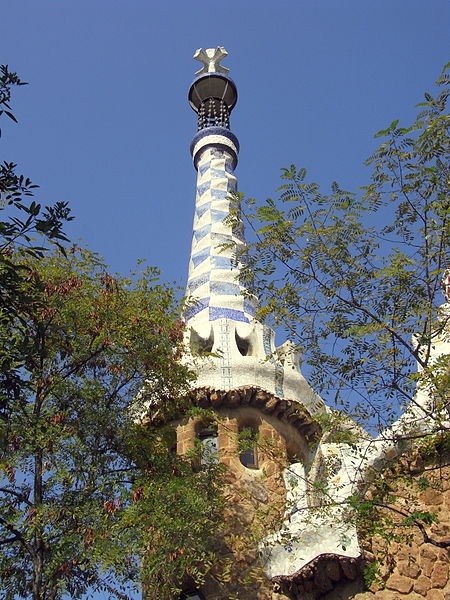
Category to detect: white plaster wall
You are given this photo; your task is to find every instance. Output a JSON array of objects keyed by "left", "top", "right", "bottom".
[
  {"left": 185, "top": 316, "right": 325, "bottom": 415},
  {"left": 263, "top": 448, "right": 362, "bottom": 578}
]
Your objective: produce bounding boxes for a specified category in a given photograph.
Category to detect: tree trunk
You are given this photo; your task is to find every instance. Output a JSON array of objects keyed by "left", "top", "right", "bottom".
[{"left": 32, "top": 448, "right": 44, "bottom": 600}]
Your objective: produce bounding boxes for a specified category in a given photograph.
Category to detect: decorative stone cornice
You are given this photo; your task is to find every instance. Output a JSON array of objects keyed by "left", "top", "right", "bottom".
[
  {"left": 145, "top": 385, "right": 321, "bottom": 443},
  {"left": 272, "top": 553, "right": 362, "bottom": 599},
  {"left": 193, "top": 386, "right": 321, "bottom": 441}
]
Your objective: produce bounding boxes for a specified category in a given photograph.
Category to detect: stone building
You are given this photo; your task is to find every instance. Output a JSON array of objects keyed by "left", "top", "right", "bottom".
[{"left": 158, "top": 49, "right": 450, "bottom": 600}]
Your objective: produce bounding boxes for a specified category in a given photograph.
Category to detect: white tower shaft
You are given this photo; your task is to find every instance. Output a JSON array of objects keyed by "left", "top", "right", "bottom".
[
  {"left": 186, "top": 136, "right": 256, "bottom": 325},
  {"left": 184, "top": 48, "right": 324, "bottom": 414}
]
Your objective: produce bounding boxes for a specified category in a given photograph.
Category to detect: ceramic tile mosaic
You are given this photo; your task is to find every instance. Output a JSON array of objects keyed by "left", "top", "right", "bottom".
[
  {"left": 183, "top": 124, "right": 324, "bottom": 416},
  {"left": 186, "top": 137, "right": 255, "bottom": 325}
]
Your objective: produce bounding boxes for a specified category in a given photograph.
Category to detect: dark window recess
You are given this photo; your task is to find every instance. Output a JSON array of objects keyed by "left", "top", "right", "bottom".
[
  {"left": 235, "top": 330, "right": 250, "bottom": 356},
  {"left": 197, "top": 427, "right": 218, "bottom": 466},
  {"left": 190, "top": 327, "right": 214, "bottom": 355},
  {"left": 239, "top": 425, "right": 258, "bottom": 468}
]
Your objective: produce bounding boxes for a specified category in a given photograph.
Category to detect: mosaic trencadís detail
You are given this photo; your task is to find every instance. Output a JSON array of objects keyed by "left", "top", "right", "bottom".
[{"left": 185, "top": 142, "right": 257, "bottom": 324}]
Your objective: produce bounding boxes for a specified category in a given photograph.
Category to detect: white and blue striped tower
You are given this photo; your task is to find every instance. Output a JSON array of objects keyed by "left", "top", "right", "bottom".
[
  {"left": 184, "top": 48, "right": 324, "bottom": 416},
  {"left": 173, "top": 50, "right": 368, "bottom": 600}
]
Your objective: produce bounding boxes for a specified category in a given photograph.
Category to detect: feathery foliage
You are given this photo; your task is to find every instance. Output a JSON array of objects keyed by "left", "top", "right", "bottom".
[{"left": 233, "top": 64, "right": 450, "bottom": 432}]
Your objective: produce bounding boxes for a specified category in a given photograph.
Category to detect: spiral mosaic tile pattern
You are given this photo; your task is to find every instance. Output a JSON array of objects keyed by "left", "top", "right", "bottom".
[{"left": 185, "top": 144, "right": 257, "bottom": 323}]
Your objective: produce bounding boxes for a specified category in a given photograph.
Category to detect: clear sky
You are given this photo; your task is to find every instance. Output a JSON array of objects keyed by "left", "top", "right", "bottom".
[{"left": 2, "top": 0, "right": 448, "bottom": 292}]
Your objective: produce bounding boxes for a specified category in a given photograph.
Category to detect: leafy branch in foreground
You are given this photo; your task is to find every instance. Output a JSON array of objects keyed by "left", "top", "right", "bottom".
[
  {"left": 232, "top": 63, "right": 450, "bottom": 433},
  {"left": 0, "top": 65, "right": 27, "bottom": 132},
  {"left": 0, "top": 248, "right": 224, "bottom": 600},
  {"left": 0, "top": 65, "right": 72, "bottom": 257}
]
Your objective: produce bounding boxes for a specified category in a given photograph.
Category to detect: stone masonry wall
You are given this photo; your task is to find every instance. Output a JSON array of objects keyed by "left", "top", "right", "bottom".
[
  {"left": 175, "top": 405, "right": 308, "bottom": 599},
  {"left": 349, "top": 451, "right": 450, "bottom": 600}
]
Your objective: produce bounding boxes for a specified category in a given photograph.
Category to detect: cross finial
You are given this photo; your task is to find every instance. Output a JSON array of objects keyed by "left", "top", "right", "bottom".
[{"left": 193, "top": 47, "right": 230, "bottom": 76}]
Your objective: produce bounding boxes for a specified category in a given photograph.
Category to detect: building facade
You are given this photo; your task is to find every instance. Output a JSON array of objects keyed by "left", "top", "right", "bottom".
[
  {"left": 150, "top": 48, "right": 450, "bottom": 600},
  {"left": 170, "top": 48, "right": 364, "bottom": 600}
]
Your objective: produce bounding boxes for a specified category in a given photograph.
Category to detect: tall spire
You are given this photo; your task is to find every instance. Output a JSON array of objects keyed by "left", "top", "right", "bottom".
[
  {"left": 184, "top": 48, "right": 324, "bottom": 414},
  {"left": 186, "top": 47, "right": 255, "bottom": 327}
]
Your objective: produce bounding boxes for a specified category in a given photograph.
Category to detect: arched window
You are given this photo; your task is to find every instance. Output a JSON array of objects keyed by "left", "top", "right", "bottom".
[
  {"left": 190, "top": 327, "right": 214, "bottom": 355},
  {"left": 197, "top": 425, "right": 218, "bottom": 466},
  {"left": 235, "top": 330, "right": 250, "bottom": 356},
  {"left": 238, "top": 424, "right": 258, "bottom": 469}
]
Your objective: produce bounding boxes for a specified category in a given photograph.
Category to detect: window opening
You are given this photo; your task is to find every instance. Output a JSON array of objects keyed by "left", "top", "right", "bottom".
[
  {"left": 197, "top": 426, "right": 218, "bottom": 466},
  {"left": 190, "top": 327, "right": 214, "bottom": 355},
  {"left": 238, "top": 424, "right": 258, "bottom": 468},
  {"left": 235, "top": 330, "right": 250, "bottom": 356}
]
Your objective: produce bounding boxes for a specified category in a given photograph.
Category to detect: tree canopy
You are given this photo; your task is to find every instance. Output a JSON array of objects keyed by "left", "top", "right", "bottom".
[
  {"left": 225, "top": 64, "right": 450, "bottom": 576},
  {"left": 0, "top": 248, "right": 226, "bottom": 600},
  {"left": 235, "top": 63, "right": 450, "bottom": 434},
  {"left": 0, "top": 66, "right": 225, "bottom": 600}
]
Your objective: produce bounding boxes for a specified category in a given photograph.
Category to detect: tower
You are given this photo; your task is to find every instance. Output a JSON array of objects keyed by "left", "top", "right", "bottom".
[
  {"left": 174, "top": 48, "right": 345, "bottom": 600},
  {"left": 184, "top": 48, "right": 324, "bottom": 414},
  {"left": 160, "top": 49, "right": 450, "bottom": 600}
]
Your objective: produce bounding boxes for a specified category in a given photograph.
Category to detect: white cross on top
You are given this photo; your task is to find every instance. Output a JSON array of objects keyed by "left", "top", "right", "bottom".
[{"left": 193, "top": 47, "right": 230, "bottom": 75}]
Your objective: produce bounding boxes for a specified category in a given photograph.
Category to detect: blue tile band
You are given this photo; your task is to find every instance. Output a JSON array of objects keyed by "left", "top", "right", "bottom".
[{"left": 186, "top": 140, "right": 257, "bottom": 325}]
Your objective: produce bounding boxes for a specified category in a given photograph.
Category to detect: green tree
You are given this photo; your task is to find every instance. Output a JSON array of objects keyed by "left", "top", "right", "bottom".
[
  {"left": 230, "top": 64, "right": 450, "bottom": 557},
  {"left": 236, "top": 63, "right": 450, "bottom": 433},
  {"left": 0, "top": 65, "right": 72, "bottom": 422},
  {"left": 0, "top": 248, "right": 224, "bottom": 600}
]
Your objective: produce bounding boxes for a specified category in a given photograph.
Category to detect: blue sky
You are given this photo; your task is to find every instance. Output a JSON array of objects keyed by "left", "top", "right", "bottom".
[{"left": 2, "top": 0, "right": 448, "bottom": 293}]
